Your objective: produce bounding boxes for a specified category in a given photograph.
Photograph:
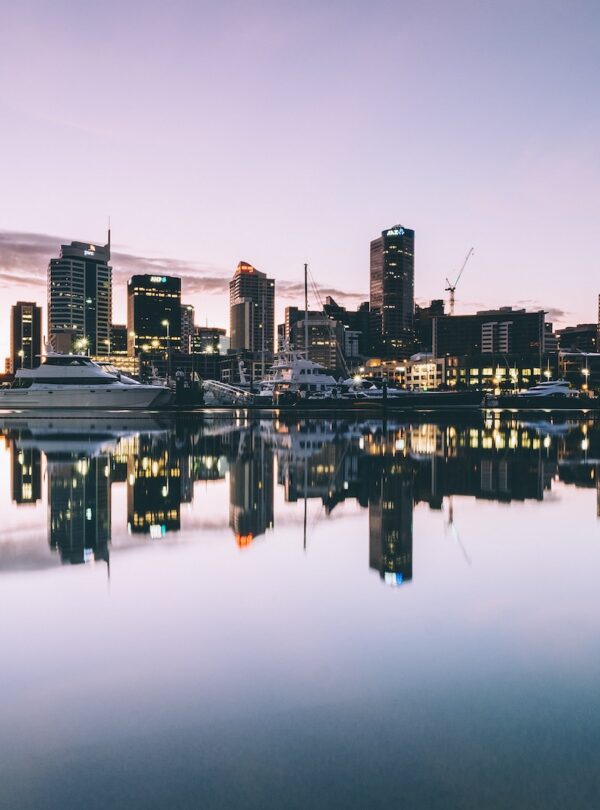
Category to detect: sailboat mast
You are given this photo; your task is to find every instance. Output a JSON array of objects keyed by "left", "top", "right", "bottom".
[{"left": 304, "top": 262, "right": 309, "bottom": 358}]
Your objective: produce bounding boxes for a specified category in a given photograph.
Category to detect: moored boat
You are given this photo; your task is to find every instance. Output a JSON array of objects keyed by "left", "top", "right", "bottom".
[{"left": 0, "top": 351, "right": 173, "bottom": 410}]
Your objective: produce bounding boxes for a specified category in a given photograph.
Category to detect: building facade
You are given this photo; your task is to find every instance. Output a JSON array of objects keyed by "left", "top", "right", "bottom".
[
  {"left": 370, "top": 225, "right": 415, "bottom": 358},
  {"left": 229, "top": 262, "right": 275, "bottom": 355},
  {"left": 192, "top": 325, "right": 227, "bottom": 354},
  {"left": 110, "top": 324, "right": 128, "bottom": 356},
  {"left": 432, "top": 308, "right": 546, "bottom": 358},
  {"left": 181, "top": 304, "right": 195, "bottom": 354},
  {"left": 48, "top": 236, "right": 112, "bottom": 355},
  {"left": 11, "top": 301, "right": 42, "bottom": 372},
  {"left": 127, "top": 275, "right": 182, "bottom": 355}
]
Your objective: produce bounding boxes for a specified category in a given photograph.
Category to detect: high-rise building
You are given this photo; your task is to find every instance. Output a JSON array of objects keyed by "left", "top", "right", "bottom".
[
  {"left": 229, "top": 261, "right": 275, "bottom": 354},
  {"left": 48, "top": 235, "right": 112, "bottom": 355},
  {"left": 181, "top": 304, "right": 195, "bottom": 354},
  {"left": 10, "top": 301, "right": 42, "bottom": 372},
  {"left": 370, "top": 225, "right": 415, "bottom": 358},
  {"left": 127, "top": 275, "right": 182, "bottom": 355}
]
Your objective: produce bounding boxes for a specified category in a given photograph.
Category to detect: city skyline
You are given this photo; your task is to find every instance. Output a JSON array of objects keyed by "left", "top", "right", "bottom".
[{"left": 2, "top": 1, "right": 600, "bottom": 359}]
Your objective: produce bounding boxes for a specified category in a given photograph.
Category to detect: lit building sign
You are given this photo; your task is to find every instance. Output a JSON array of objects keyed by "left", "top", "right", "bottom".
[
  {"left": 386, "top": 227, "right": 405, "bottom": 237},
  {"left": 150, "top": 276, "right": 167, "bottom": 283}
]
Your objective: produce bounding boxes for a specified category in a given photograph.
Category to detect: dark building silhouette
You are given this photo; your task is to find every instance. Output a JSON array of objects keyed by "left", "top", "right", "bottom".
[
  {"left": 181, "top": 304, "right": 195, "bottom": 354},
  {"left": 127, "top": 275, "right": 182, "bottom": 356},
  {"left": 557, "top": 323, "right": 597, "bottom": 353},
  {"left": 370, "top": 225, "right": 415, "bottom": 358},
  {"left": 110, "top": 324, "right": 128, "bottom": 356},
  {"left": 48, "top": 236, "right": 112, "bottom": 355},
  {"left": 414, "top": 299, "right": 444, "bottom": 353},
  {"left": 432, "top": 307, "right": 546, "bottom": 357},
  {"left": 11, "top": 301, "right": 42, "bottom": 373}
]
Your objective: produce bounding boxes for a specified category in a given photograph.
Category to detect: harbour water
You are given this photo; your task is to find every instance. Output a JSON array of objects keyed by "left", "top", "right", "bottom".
[{"left": 2, "top": 412, "right": 600, "bottom": 808}]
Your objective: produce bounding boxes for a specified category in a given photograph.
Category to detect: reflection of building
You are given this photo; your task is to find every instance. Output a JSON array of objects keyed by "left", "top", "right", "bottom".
[
  {"left": 229, "top": 262, "right": 275, "bottom": 354},
  {"left": 127, "top": 274, "right": 182, "bottom": 356},
  {"left": 368, "top": 459, "right": 413, "bottom": 586},
  {"left": 229, "top": 432, "right": 273, "bottom": 547},
  {"left": 11, "top": 301, "right": 42, "bottom": 373},
  {"left": 48, "top": 236, "right": 112, "bottom": 356},
  {"left": 127, "top": 435, "right": 181, "bottom": 536},
  {"left": 11, "top": 444, "right": 41, "bottom": 505},
  {"left": 48, "top": 455, "right": 110, "bottom": 564},
  {"left": 370, "top": 225, "right": 415, "bottom": 358}
]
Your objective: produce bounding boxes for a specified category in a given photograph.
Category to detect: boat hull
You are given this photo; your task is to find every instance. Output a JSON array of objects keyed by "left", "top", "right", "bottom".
[
  {"left": 494, "top": 395, "right": 596, "bottom": 410},
  {"left": 0, "top": 385, "right": 172, "bottom": 410}
]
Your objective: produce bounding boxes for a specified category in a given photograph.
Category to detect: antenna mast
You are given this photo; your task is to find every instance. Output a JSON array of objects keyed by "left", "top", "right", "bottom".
[{"left": 304, "top": 263, "right": 309, "bottom": 358}]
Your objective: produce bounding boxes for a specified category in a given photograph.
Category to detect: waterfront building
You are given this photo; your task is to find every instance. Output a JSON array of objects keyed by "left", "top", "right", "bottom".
[
  {"left": 557, "top": 323, "right": 597, "bottom": 353},
  {"left": 370, "top": 225, "right": 415, "bottom": 358},
  {"left": 181, "top": 304, "right": 195, "bottom": 354},
  {"left": 322, "top": 297, "right": 373, "bottom": 356},
  {"left": 405, "top": 353, "right": 446, "bottom": 390},
  {"left": 229, "top": 262, "right": 275, "bottom": 354},
  {"left": 127, "top": 274, "right": 182, "bottom": 356},
  {"left": 432, "top": 307, "right": 546, "bottom": 357},
  {"left": 10, "top": 301, "right": 42, "bottom": 372},
  {"left": 48, "top": 236, "right": 112, "bottom": 355}
]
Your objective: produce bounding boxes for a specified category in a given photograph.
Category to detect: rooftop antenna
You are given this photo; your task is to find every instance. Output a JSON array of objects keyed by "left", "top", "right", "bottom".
[
  {"left": 107, "top": 216, "right": 111, "bottom": 257},
  {"left": 445, "top": 247, "right": 474, "bottom": 316}
]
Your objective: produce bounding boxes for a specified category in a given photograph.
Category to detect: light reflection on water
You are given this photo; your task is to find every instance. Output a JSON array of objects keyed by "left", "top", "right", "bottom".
[{"left": 1, "top": 413, "right": 600, "bottom": 809}]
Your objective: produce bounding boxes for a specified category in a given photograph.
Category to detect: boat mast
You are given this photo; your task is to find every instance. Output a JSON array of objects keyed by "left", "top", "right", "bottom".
[{"left": 304, "top": 262, "right": 309, "bottom": 358}]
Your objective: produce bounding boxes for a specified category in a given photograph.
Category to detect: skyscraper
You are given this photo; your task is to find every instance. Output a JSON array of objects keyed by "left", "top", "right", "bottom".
[
  {"left": 370, "top": 225, "right": 415, "bottom": 358},
  {"left": 48, "top": 235, "right": 112, "bottom": 355},
  {"left": 127, "top": 275, "right": 182, "bottom": 355},
  {"left": 10, "top": 301, "right": 42, "bottom": 372},
  {"left": 229, "top": 261, "right": 275, "bottom": 354}
]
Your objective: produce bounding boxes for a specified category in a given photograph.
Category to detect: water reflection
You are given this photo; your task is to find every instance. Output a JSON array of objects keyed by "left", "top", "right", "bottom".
[{"left": 1, "top": 414, "right": 599, "bottom": 581}]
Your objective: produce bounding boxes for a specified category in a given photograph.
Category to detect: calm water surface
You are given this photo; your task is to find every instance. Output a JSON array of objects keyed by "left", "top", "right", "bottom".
[{"left": 1, "top": 412, "right": 600, "bottom": 809}]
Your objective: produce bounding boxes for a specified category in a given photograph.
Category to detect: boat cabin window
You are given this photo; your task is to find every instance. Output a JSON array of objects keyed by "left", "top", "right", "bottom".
[{"left": 43, "top": 356, "right": 93, "bottom": 366}]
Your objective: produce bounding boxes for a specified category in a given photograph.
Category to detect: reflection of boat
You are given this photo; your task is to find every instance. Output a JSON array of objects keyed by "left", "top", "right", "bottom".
[
  {"left": 1, "top": 416, "right": 168, "bottom": 457},
  {"left": 0, "top": 351, "right": 172, "bottom": 410}
]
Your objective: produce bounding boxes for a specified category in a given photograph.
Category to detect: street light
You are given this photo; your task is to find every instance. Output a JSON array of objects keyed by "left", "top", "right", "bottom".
[{"left": 161, "top": 320, "right": 170, "bottom": 379}]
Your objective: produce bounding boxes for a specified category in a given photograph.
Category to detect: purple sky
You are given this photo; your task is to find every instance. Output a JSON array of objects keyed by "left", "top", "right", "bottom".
[{"left": 1, "top": 0, "right": 599, "bottom": 358}]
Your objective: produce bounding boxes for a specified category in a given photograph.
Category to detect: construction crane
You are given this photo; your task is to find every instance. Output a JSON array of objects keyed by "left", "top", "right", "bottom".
[{"left": 445, "top": 247, "right": 474, "bottom": 316}]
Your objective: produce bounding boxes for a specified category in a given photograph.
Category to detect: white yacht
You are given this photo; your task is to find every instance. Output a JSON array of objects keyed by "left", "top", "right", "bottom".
[
  {"left": 517, "top": 380, "right": 576, "bottom": 398},
  {"left": 256, "top": 348, "right": 338, "bottom": 402},
  {"left": 0, "top": 352, "right": 173, "bottom": 410}
]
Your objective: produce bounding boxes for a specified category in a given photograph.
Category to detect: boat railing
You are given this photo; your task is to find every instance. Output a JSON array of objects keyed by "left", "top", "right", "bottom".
[{"left": 202, "top": 379, "right": 255, "bottom": 405}]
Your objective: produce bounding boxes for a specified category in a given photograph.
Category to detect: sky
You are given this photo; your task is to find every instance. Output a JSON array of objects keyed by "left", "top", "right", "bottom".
[{"left": 1, "top": 0, "right": 599, "bottom": 359}]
